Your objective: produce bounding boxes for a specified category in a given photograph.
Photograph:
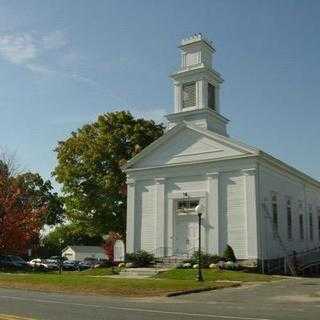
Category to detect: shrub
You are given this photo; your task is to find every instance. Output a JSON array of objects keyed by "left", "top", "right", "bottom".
[
  {"left": 125, "top": 250, "right": 155, "bottom": 267},
  {"left": 223, "top": 245, "right": 237, "bottom": 262},
  {"left": 186, "top": 252, "right": 225, "bottom": 268}
]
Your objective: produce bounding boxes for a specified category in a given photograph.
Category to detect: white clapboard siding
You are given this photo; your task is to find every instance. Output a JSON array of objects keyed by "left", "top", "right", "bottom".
[
  {"left": 137, "top": 181, "right": 155, "bottom": 252},
  {"left": 221, "top": 172, "right": 247, "bottom": 259}
]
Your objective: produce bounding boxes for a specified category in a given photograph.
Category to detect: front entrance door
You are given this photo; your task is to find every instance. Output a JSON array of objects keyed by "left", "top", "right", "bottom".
[{"left": 175, "top": 213, "right": 198, "bottom": 257}]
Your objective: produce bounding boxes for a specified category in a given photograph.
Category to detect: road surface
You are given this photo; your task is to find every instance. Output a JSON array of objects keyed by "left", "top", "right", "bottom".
[{"left": 0, "top": 277, "right": 319, "bottom": 319}]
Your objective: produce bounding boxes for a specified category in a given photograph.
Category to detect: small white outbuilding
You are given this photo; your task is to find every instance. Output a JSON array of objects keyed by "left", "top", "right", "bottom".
[{"left": 62, "top": 246, "right": 108, "bottom": 261}]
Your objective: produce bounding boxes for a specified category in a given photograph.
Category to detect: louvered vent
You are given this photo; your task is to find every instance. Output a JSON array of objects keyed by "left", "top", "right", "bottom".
[
  {"left": 208, "top": 83, "right": 215, "bottom": 110},
  {"left": 182, "top": 82, "right": 196, "bottom": 109}
]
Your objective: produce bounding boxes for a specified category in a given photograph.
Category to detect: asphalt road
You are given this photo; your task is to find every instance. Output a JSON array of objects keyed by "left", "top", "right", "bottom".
[{"left": 0, "top": 277, "right": 320, "bottom": 320}]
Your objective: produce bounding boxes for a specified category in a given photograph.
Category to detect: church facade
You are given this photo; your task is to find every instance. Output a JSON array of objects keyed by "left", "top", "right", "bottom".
[{"left": 124, "top": 35, "right": 320, "bottom": 266}]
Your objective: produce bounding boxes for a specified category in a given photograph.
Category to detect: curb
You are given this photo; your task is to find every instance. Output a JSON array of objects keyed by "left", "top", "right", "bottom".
[{"left": 166, "top": 283, "right": 241, "bottom": 297}]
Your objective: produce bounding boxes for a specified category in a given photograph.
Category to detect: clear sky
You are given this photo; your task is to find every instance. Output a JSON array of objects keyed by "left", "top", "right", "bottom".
[{"left": 0, "top": 0, "right": 319, "bottom": 188}]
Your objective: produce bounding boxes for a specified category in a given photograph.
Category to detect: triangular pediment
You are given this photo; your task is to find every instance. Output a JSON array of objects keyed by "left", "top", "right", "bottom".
[{"left": 125, "top": 123, "right": 258, "bottom": 170}]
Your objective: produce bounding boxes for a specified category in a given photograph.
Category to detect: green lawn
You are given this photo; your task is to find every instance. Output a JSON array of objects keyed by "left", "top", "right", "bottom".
[
  {"left": 0, "top": 271, "right": 235, "bottom": 297},
  {"left": 157, "top": 268, "right": 276, "bottom": 282},
  {"left": 0, "top": 268, "right": 275, "bottom": 297}
]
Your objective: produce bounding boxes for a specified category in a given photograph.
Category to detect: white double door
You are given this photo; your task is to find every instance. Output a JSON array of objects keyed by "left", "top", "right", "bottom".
[{"left": 175, "top": 214, "right": 199, "bottom": 256}]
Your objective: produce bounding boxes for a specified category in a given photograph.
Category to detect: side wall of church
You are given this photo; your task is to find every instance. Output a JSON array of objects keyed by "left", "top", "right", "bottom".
[{"left": 259, "top": 162, "right": 320, "bottom": 260}]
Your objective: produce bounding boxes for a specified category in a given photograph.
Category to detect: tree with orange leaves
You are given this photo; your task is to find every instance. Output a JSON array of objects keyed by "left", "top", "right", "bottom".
[{"left": 0, "top": 160, "right": 45, "bottom": 256}]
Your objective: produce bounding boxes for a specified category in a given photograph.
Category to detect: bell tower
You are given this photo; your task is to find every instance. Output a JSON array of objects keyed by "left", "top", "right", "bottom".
[{"left": 166, "top": 34, "right": 229, "bottom": 136}]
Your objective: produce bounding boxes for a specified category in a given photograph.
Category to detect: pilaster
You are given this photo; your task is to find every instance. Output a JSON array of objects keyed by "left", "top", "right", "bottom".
[
  {"left": 126, "top": 178, "right": 136, "bottom": 253},
  {"left": 206, "top": 172, "right": 221, "bottom": 255},
  {"left": 154, "top": 177, "right": 166, "bottom": 256},
  {"left": 174, "top": 83, "right": 182, "bottom": 113},
  {"left": 242, "top": 168, "right": 258, "bottom": 259}
]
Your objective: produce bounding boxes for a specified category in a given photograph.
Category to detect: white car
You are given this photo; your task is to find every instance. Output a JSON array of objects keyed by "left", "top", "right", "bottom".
[
  {"left": 28, "top": 258, "right": 58, "bottom": 270},
  {"left": 28, "top": 258, "right": 47, "bottom": 270}
]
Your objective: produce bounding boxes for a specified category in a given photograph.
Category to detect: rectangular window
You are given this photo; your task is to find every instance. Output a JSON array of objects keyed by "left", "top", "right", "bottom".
[
  {"left": 299, "top": 214, "right": 304, "bottom": 240},
  {"left": 182, "top": 82, "right": 196, "bottom": 109},
  {"left": 271, "top": 194, "right": 278, "bottom": 237},
  {"left": 287, "top": 199, "right": 292, "bottom": 240},
  {"left": 176, "top": 199, "right": 199, "bottom": 214},
  {"left": 207, "top": 83, "right": 215, "bottom": 110},
  {"left": 309, "top": 205, "right": 313, "bottom": 241}
]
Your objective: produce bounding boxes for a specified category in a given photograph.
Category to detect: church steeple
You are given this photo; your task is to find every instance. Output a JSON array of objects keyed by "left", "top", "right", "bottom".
[{"left": 166, "top": 34, "right": 229, "bottom": 136}]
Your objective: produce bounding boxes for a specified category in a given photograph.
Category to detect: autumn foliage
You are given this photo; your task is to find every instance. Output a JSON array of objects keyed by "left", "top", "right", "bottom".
[
  {"left": 0, "top": 162, "right": 45, "bottom": 256},
  {"left": 102, "top": 231, "right": 123, "bottom": 262}
]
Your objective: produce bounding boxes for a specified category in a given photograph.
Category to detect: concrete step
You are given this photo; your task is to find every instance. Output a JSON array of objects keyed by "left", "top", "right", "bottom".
[{"left": 119, "top": 268, "right": 160, "bottom": 278}]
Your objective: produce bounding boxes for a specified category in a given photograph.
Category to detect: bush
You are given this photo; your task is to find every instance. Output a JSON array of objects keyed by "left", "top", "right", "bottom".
[
  {"left": 186, "top": 252, "right": 225, "bottom": 268},
  {"left": 125, "top": 250, "right": 155, "bottom": 267},
  {"left": 223, "top": 245, "right": 237, "bottom": 262}
]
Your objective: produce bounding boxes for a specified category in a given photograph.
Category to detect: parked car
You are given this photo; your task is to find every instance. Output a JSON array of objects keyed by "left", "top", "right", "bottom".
[
  {"left": 28, "top": 258, "right": 47, "bottom": 270},
  {"left": 44, "top": 259, "right": 59, "bottom": 270},
  {"left": 78, "top": 259, "right": 95, "bottom": 270},
  {"left": 62, "top": 260, "right": 80, "bottom": 271},
  {"left": 28, "top": 258, "right": 59, "bottom": 271},
  {"left": 0, "top": 255, "right": 30, "bottom": 270}
]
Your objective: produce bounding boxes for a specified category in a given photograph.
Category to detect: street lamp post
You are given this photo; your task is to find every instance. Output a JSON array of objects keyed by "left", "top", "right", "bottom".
[
  {"left": 58, "top": 238, "right": 64, "bottom": 275},
  {"left": 195, "top": 205, "right": 204, "bottom": 282}
]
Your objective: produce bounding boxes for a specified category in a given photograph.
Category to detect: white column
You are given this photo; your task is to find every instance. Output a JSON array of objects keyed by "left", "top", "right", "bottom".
[
  {"left": 126, "top": 178, "right": 136, "bottom": 253},
  {"left": 242, "top": 168, "right": 258, "bottom": 259},
  {"left": 181, "top": 52, "right": 186, "bottom": 69},
  {"left": 174, "top": 83, "right": 182, "bottom": 113},
  {"left": 167, "top": 198, "right": 174, "bottom": 256},
  {"left": 154, "top": 177, "right": 166, "bottom": 256},
  {"left": 197, "top": 80, "right": 203, "bottom": 109},
  {"left": 207, "top": 172, "right": 220, "bottom": 255}
]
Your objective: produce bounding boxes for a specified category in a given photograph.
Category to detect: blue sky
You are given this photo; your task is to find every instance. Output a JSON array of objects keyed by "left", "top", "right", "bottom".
[{"left": 0, "top": 0, "right": 319, "bottom": 188}]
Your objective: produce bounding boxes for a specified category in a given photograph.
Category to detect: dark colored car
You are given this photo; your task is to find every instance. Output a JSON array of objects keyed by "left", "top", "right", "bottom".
[
  {"left": 62, "top": 260, "right": 80, "bottom": 271},
  {"left": 0, "top": 255, "right": 30, "bottom": 270}
]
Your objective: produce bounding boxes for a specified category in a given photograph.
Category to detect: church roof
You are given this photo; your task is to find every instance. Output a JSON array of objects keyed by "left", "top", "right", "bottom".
[
  {"left": 124, "top": 122, "right": 320, "bottom": 188},
  {"left": 124, "top": 121, "right": 258, "bottom": 169}
]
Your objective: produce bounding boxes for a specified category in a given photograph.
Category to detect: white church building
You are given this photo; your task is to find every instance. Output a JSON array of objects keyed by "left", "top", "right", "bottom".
[{"left": 124, "top": 34, "right": 320, "bottom": 267}]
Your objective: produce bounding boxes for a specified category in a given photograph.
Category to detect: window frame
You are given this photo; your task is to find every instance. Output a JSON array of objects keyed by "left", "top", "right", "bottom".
[
  {"left": 286, "top": 198, "right": 293, "bottom": 240},
  {"left": 298, "top": 201, "right": 304, "bottom": 240},
  {"left": 309, "top": 205, "right": 314, "bottom": 241},
  {"left": 182, "top": 81, "right": 196, "bottom": 109},
  {"left": 271, "top": 193, "right": 278, "bottom": 237},
  {"left": 207, "top": 82, "right": 215, "bottom": 110}
]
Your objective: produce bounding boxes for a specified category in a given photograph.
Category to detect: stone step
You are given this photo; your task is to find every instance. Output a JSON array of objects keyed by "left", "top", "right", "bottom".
[{"left": 119, "top": 268, "right": 160, "bottom": 277}]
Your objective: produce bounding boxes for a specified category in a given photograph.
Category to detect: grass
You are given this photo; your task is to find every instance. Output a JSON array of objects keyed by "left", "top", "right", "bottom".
[
  {"left": 0, "top": 268, "right": 276, "bottom": 297},
  {"left": 156, "top": 268, "right": 276, "bottom": 282},
  {"left": 0, "top": 270, "right": 236, "bottom": 297}
]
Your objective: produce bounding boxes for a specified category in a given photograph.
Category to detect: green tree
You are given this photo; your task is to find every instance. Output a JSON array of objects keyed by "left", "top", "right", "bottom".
[
  {"left": 16, "top": 172, "right": 64, "bottom": 225},
  {"left": 53, "top": 111, "right": 164, "bottom": 236},
  {"left": 41, "top": 223, "right": 102, "bottom": 257}
]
